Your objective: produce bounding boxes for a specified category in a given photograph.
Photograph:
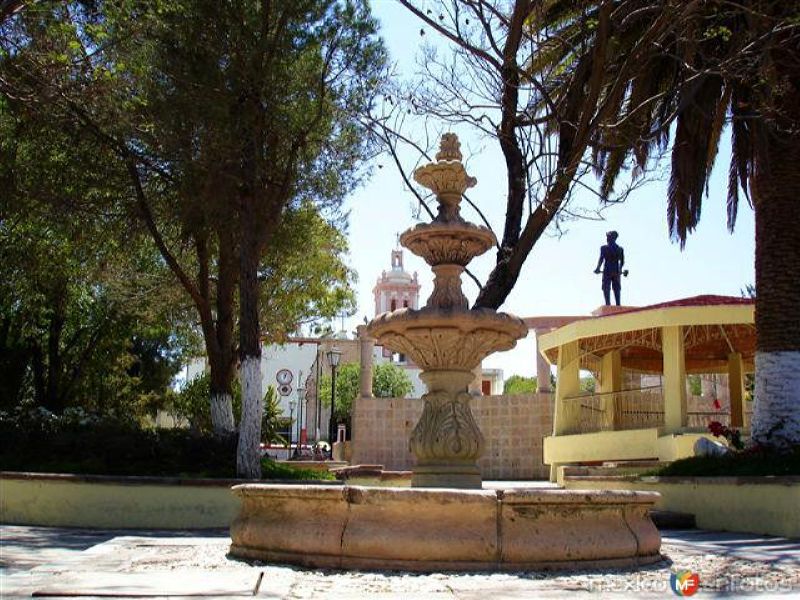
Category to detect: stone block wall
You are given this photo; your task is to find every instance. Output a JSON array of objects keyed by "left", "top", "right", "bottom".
[{"left": 351, "top": 393, "right": 554, "bottom": 480}]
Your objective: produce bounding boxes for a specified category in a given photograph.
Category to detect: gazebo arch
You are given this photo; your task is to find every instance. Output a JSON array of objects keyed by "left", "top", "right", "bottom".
[{"left": 538, "top": 295, "right": 755, "bottom": 481}]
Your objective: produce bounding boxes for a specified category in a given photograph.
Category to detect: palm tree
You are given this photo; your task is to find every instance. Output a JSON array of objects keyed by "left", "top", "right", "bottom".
[{"left": 527, "top": 0, "right": 800, "bottom": 448}]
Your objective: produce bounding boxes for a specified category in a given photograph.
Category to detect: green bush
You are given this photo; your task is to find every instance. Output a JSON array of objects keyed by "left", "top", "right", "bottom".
[
  {"left": 171, "top": 372, "right": 242, "bottom": 432},
  {"left": 651, "top": 446, "right": 800, "bottom": 477},
  {"left": 171, "top": 374, "right": 285, "bottom": 444},
  {"left": 260, "top": 458, "right": 335, "bottom": 481},
  {"left": 504, "top": 375, "right": 537, "bottom": 394},
  {"left": 0, "top": 404, "right": 238, "bottom": 477}
]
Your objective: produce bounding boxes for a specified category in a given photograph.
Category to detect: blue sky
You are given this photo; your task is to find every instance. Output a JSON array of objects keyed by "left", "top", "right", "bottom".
[{"left": 339, "top": 0, "right": 755, "bottom": 378}]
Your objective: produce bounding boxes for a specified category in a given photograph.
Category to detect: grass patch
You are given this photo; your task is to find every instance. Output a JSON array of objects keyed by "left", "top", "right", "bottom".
[
  {"left": 261, "top": 458, "right": 335, "bottom": 481},
  {"left": 648, "top": 446, "right": 800, "bottom": 477}
]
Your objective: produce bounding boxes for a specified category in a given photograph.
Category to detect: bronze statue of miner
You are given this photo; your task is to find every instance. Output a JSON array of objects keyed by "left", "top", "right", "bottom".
[{"left": 594, "top": 231, "right": 627, "bottom": 306}]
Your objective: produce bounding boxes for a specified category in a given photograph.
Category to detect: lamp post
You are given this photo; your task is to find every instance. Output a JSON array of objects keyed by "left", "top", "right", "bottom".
[
  {"left": 288, "top": 398, "right": 296, "bottom": 457},
  {"left": 326, "top": 346, "right": 342, "bottom": 452},
  {"left": 294, "top": 384, "right": 305, "bottom": 458},
  {"left": 315, "top": 347, "right": 322, "bottom": 442}
]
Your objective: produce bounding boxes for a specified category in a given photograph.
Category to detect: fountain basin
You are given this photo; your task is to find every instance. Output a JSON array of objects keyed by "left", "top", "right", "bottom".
[
  {"left": 400, "top": 221, "right": 495, "bottom": 266},
  {"left": 367, "top": 308, "right": 527, "bottom": 370},
  {"left": 229, "top": 484, "right": 661, "bottom": 571}
]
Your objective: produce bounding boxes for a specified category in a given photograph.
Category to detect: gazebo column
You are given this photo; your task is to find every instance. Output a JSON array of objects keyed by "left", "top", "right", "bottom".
[
  {"left": 728, "top": 352, "right": 745, "bottom": 428},
  {"left": 535, "top": 330, "right": 553, "bottom": 393},
  {"left": 662, "top": 326, "right": 687, "bottom": 433},
  {"left": 550, "top": 340, "right": 581, "bottom": 482},
  {"left": 553, "top": 340, "right": 581, "bottom": 435},
  {"left": 599, "top": 350, "right": 622, "bottom": 430}
]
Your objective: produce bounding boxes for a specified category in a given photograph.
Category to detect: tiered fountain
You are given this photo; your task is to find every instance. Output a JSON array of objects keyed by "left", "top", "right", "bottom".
[
  {"left": 367, "top": 133, "right": 528, "bottom": 489},
  {"left": 229, "top": 135, "right": 662, "bottom": 571}
]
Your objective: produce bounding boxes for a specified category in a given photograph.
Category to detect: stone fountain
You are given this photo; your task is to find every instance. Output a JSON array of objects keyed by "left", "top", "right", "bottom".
[
  {"left": 228, "top": 135, "right": 662, "bottom": 571},
  {"left": 367, "top": 133, "right": 527, "bottom": 489}
]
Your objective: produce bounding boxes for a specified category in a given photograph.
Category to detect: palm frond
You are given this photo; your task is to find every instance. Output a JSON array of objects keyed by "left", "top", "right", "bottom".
[{"left": 667, "top": 75, "right": 724, "bottom": 245}]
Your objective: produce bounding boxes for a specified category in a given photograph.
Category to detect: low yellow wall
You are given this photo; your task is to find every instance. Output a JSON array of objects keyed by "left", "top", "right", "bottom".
[
  {"left": 1, "top": 473, "right": 243, "bottom": 529},
  {"left": 563, "top": 476, "right": 800, "bottom": 538},
  {"left": 545, "top": 430, "right": 721, "bottom": 473},
  {"left": 544, "top": 429, "right": 660, "bottom": 466}
]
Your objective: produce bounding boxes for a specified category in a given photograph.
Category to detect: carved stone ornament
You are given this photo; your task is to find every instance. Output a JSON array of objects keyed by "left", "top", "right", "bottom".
[
  {"left": 427, "top": 265, "right": 468, "bottom": 310},
  {"left": 413, "top": 134, "right": 477, "bottom": 223},
  {"left": 400, "top": 222, "right": 495, "bottom": 267},
  {"left": 410, "top": 389, "right": 485, "bottom": 462},
  {"left": 368, "top": 312, "right": 527, "bottom": 371},
  {"left": 435, "top": 132, "right": 463, "bottom": 162}
]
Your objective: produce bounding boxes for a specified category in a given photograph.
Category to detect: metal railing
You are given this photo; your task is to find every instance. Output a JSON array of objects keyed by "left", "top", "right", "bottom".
[
  {"left": 561, "top": 386, "right": 664, "bottom": 434},
  {"left": 686, "top": 410, "right": 752, "bottom": 431},
  {"left": 560, "top": 386, "right": 750, "bottom": 435}
]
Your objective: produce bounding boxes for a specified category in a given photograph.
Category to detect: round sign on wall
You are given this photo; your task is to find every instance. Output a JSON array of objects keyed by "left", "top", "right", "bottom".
[
  {"left": 278, "top": 383, "right": 293, "bottom": 397},
  {"left": 276, "top": 369, "right": 293, "bottom": 385}
]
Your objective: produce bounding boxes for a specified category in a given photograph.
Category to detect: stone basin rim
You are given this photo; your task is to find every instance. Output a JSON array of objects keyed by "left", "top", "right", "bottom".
[
  {"left": 229, "top": 483, "right": 663, "bottom": 572},
  {"left": 367, "top": 307, "right": 528, "bottom": 335},
  {"left": 400, "top": 220, "right": 496, "bottom": 242},
  {"left": 231, "top": 483, "right": 661, "bottom": 505}
]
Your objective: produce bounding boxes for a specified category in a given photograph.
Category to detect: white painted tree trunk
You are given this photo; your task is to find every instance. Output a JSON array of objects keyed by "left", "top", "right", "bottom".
[
  {"left": 236, "top": 356, "right": 264, "bottom": 478},
  {"left": 210, "top": 392, "right": 235, "bottom": 434},
  {"left": 751, "top": 351, "right": 800, "bottom": 449}
]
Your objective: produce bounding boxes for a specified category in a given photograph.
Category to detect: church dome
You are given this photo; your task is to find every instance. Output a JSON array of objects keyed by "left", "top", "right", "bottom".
[{"left": 372, "top": 248, "right": 421, "bottom": 316}]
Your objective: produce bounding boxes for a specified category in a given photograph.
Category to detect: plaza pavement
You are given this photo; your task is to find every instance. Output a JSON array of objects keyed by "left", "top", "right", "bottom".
[{"left": 2, "top": 523, "right": 798, "bottom": 599}]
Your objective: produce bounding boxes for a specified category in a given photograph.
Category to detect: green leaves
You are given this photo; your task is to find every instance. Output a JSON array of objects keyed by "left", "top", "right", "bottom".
[{"left": 319, "top": 361, "right": 413, "bottom": 420}]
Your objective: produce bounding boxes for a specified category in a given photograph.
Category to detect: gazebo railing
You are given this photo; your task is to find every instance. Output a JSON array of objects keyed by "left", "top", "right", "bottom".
[
  {"left": 686, "top": 409, "right": 752, "bottom": 431},
  {"left": 561, "top": 386, "right": 664, "bottom": 434},
  {"left": 561, "top": 387, "right": 751, "bottom": 434}
]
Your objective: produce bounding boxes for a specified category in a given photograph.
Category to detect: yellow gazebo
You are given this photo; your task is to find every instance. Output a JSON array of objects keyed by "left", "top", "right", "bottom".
[{"left": 538, "top": 295, "right": 755, "bottom": 481}]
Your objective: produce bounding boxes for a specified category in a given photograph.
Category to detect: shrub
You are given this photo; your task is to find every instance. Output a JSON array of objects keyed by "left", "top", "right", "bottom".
[
  {"left": 261, "top": 458, "right": 335, "bottom": 481},
  {"left": 652, "top": 446, "right": 800, "bottom": 477},
  {"left": 0, "top": 406, "right": 238, "bottom": 477}
]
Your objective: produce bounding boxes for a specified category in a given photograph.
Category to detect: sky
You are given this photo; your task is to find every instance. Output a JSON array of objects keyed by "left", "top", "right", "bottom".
[{"left": 336, "top": 0, "right": 755, "bottom": 379}]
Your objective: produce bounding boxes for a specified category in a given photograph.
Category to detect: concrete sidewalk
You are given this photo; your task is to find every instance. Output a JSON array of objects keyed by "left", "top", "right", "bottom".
[{"left": 1, "top": 525, "right": 798, "bottom": 598}]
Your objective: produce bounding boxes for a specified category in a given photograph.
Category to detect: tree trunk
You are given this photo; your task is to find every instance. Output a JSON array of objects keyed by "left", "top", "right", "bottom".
[
  {"left": 193, "top": 229, "right": 238, "bottom": 434},
  {"left": 44, "top": 291, "right": 66, "bottom": 412},
  {"left": 750, "top": 127, "right": 800, "bottom": 448},
  {"left": 208, "top": 354, "right": 236, "bottom": 434},
  {"left": 236, "top": 203, "right": 264, "bottom": 478}
]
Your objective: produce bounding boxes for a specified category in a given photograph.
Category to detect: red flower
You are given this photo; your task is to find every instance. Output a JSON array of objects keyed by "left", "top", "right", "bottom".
[{"left": 708, "top": 421, "right": 726, "bottom": 437}]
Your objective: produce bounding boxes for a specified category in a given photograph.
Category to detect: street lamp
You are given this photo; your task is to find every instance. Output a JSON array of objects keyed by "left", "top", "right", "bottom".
[
  {"left": 326, "top": 346, "right": 342, "bottom": 452},
  {"left": 294, "top": 384, "right": 305, "bottom": 458},
  {"left": 288, "top": 397, "right": 296, "bottom": 457}
]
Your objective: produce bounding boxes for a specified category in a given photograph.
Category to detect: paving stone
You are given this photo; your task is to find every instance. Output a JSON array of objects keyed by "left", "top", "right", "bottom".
[{"left": 2, "top": 525, "right": 798, "bottom": 598}]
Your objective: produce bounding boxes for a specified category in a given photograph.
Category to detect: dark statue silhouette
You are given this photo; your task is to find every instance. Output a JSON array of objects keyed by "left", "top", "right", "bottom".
[{"left": 594, "top": 231, "right": 628, "bottom": 306}]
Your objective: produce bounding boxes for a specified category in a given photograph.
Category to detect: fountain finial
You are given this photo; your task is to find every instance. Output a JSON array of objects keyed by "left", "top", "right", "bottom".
[
  {"left": 414, "top": 134, "right": 477, "bottom": 221},
  {"left": 436, "top": 133, "right": 462, "bottom": 162}
]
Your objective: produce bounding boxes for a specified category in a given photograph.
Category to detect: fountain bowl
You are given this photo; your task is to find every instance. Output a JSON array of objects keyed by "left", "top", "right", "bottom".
[
  {"left": 229, "top": 484, "right": 662, "bottom": 572},
  {"left": 367, "top": 307, "right": 528, "bottom": 371}
]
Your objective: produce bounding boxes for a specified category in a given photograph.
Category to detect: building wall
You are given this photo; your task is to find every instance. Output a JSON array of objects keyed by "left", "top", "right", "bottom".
[{"left": 351, "top": 393, "right": 554, "bottom": 480}]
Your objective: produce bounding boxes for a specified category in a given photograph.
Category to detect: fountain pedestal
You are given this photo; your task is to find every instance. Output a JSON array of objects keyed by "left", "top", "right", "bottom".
[{"left": 409, "top": 370, "right": 483, "bottom": 488}]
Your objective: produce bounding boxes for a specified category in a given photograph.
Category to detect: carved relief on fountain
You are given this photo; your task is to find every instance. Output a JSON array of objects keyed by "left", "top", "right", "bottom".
[
  {"left": 369, "top": 318, "right": 526, "bottom": 371},
  {"left": 400, "top": 223, "right": 494, "bottom": 267}
]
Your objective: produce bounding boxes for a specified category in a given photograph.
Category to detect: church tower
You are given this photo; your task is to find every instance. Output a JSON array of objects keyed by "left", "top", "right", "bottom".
[{"left": 373, "top": 247, "right": 421, "bottom": 316}]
